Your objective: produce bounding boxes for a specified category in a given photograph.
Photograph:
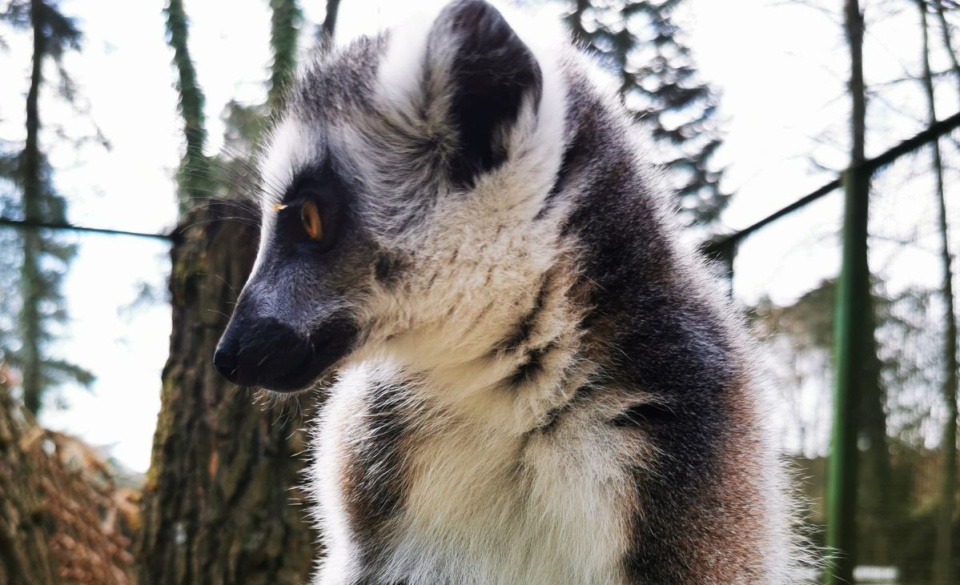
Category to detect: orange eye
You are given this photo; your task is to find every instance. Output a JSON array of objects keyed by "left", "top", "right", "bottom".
[{"left": 300, "top": 201, "right": 323, "bottom": 240}]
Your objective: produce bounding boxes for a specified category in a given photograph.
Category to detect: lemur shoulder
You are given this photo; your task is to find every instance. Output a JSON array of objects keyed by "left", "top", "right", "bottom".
[{"left": 214, "top": 1, "right": 809, "bottom": 583}]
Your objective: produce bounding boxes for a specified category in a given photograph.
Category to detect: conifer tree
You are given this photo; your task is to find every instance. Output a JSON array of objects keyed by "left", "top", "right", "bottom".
[
  {"left": 0, "top": 0, "right": 92, "bottom": 414},
  {"left": 164, "top": 0, "right": 212, "bottom": 215},
  {"left": 565, "top": 0, "right": 727, "bottom": 225},
  {"left": 269, "top": 0, "right": 302, "bottom": 107}
]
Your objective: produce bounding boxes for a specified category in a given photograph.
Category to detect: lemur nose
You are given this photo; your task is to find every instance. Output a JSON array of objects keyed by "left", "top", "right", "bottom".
[
  {"left": 214, "top": 316, "right": 319, "bottom": 391},
  {"left": 213, "top": 344, "right": 240, "bottom": 383}
]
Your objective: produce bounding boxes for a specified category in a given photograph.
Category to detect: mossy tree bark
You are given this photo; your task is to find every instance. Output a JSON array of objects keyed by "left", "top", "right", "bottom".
[{"left": 137, "top": 203, "right": 319, "bottom": 585}]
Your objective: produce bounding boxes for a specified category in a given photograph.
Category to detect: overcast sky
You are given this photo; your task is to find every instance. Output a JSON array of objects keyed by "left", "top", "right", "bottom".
[{"left": 1, "top": 0, "right": 956, "bottom": 471}]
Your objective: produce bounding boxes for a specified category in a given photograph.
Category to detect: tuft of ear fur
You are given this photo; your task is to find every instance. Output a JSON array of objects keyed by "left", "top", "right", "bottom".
[{"left": 428, "top": 0, "right": 543, "bottom": 187}]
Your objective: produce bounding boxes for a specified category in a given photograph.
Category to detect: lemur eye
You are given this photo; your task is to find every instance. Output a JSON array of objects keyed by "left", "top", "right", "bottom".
[{"left": 301, "top": 201, "right": 323, "bottom": 240}]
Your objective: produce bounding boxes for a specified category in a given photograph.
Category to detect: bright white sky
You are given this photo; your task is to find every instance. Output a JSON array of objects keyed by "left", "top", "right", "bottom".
[{"left": 1, "top": 0, "right": 956, "bottom": 470}]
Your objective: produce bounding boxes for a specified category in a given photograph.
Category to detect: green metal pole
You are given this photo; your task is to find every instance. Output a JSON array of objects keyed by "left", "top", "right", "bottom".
[{"left": 826, "top": 168, "right": 870, "bottom": 585}]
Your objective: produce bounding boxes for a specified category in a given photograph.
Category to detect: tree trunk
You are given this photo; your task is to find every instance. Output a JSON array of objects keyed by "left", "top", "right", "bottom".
[
  {"left": 20, "top": 0, "right": 46, "bottom": 415},
  {"left": 845, "top": 0, "right": 894, "bottom": 568},
  {"left": 137, "top": 202, "right": 319, "bottom": 585},
  {"left": 919, "top": 3, "right": 959, "bottom": 583}
]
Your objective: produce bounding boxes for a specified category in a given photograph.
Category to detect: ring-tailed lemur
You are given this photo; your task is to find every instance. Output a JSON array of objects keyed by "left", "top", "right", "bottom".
[{"left": 214, "top": 1, "right": 807, "bottom": 582}]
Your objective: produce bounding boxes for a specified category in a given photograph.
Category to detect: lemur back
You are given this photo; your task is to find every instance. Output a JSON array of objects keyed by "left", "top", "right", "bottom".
[{"left": 214, "top": 1, "right": 807, "bottom": 583}]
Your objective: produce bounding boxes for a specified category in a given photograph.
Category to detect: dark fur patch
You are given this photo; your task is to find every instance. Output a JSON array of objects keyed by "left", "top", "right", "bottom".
[
  {"left": 552, "top": 71, "right": 757, "bottom": 582},
  {"left": 498, "top": 276, "right": 549, "bottom": 352},
  {"left": 529, "top": 383, "right": 600, "bottom": 435},
  {"left": 537, "top": 127, "right": 581, "bottom": 221},
  {"left": 437, "top": 0, "right": 543, "bottom": 188},
  {"left": 533, "top": 390, "right": 578, "bottom": 434},
  {"left": 374, "top": 251, "right": 406, "bottom": 287},
  {"left": 609, "top": 401, "right": 679, "bottom": 428},
  {"left": 339, "top": 381, "right": 410, "bottom": 563},
  {"left": 508, "top": 341, "right": 555, "bottom": 388}
]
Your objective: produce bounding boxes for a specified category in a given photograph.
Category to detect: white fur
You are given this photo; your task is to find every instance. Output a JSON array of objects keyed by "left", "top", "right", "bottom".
[
  {"left": 252, "top": 117, "right": 319, "bottom": 279},
  {"left": 250, "top": 2, "right": 807, "bottom": 583},
  {"left": 313, "top": 360, "right": 638, "bottom": 585},
  {"left": 376, "top": 3, "right": 441, "bottom": 114}
]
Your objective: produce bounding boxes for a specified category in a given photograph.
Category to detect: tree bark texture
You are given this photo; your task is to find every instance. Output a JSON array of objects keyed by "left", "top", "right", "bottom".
[
  {"left": 137, "top": 202, "right": 319, "bottom": 585},
  {"left": 0, "top": 367, "right": 136, "bottom": 585}
]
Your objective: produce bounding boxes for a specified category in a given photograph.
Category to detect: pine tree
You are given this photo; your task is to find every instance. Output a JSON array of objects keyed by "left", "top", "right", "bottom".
[
  {"left": 565, "top": 0, "right": 727, "bottom": 225},
  {"left": 269, "top": 0, "right": 302, "bottom": 108},
  {"left": 204, "top": 0, "right": 305, "bottom": 202},
  {"left": 0, "top": 0, "right": 92, "bottom": 414},
  {"left": 164, "top": 0, "right": 213, "bottom": 215},
  {"left": 209, "top": 0, "right": 304, "bottom": 198}
]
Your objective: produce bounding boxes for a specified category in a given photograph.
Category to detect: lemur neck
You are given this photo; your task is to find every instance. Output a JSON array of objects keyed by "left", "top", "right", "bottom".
[{"left": 393, "top": 261, "right": 593, "bottom": 435}]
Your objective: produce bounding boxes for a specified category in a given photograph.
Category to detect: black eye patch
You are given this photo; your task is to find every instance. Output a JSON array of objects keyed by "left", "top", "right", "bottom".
[{"left": 274, "top": 162, "right": 350, "bottom": 253}]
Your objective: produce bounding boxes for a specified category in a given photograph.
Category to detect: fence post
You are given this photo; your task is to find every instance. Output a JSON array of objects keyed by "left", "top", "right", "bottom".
[{"left": 825, "top": 167, "right": 870, "bottom": 585}]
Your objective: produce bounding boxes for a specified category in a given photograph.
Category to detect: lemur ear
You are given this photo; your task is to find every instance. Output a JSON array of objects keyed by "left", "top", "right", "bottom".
[{"left": 429, "top": 0, "right": 543, "bottom": 187}]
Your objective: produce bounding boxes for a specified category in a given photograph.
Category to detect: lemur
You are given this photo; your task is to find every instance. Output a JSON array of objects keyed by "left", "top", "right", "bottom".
[{"left": 214, "top": 1, "right": 806, "bottom": 582}]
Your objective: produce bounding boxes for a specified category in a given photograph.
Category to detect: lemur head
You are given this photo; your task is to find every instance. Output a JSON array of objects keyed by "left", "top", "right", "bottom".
[{"left": 214, "top": 0, "right": 568, "bottom": 392}]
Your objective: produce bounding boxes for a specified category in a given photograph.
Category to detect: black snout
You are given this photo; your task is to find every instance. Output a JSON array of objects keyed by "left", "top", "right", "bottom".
[{"left": 214, "top": 314, "right": 358, "bottom": 392}]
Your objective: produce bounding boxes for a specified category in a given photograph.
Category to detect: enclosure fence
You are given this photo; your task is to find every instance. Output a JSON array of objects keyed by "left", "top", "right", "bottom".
[{"left": 706, "top": 110, "right": 960, "bottom": 585}]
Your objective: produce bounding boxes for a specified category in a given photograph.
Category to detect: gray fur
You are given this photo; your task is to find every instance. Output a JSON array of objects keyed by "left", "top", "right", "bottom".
[{"left": 214, "top": 1, "right": 811, "bottom": 583}]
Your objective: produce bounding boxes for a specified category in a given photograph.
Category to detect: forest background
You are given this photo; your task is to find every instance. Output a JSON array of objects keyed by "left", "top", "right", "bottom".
[{"left": 0, "top": 0, "right": 958, "bottom": 583}]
